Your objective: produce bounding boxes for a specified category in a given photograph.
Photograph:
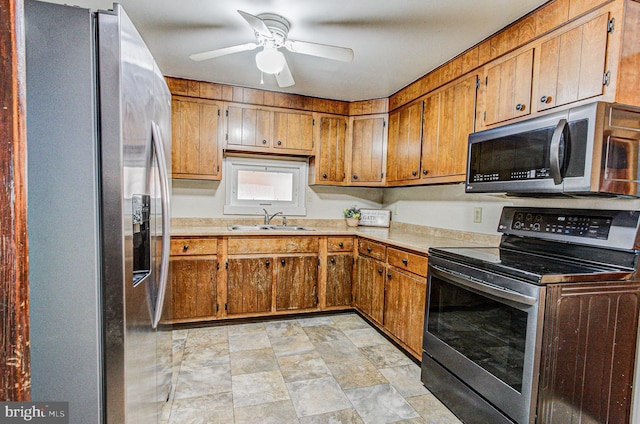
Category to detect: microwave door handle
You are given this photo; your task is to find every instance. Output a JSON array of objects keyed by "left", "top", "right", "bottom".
[
  {"left": 151, "top": 121, "right": 171, "bottom": 329},
  {"left": 549, "top": 119, "right": 568, "bottom": 185},
  {"left": 431, "top": 265, "right": 537, "bottom": 306}
]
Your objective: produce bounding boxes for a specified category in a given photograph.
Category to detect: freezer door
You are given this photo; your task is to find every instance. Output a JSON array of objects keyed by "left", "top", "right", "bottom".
[{"left": 99, "top": 4, "right": 171, "bottom": 423}]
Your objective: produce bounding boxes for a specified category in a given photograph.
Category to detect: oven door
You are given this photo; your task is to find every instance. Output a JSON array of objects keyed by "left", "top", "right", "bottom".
[{"left": 423, "top": 257, "right": 545, "bottom": 424}]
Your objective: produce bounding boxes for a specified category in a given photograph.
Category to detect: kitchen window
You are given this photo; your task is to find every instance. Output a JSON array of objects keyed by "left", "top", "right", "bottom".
[{"left": 224, "top": 156, "right": 307, "bottom": 216}]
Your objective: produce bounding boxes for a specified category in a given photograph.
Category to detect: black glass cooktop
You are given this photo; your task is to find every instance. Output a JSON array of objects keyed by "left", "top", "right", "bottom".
[{"left": 430, "top": 246, "right": 633, "bottom": 284}]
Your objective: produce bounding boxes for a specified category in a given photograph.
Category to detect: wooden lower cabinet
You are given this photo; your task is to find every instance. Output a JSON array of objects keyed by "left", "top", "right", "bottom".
[
  {"left": 171, "top": 258, "right": 218, "bottom": 319},
  {"left": 355, "top": 256, "right": 385, "bottom": 324},
  {"left": 276, "top": 256, "right": 319, "bottom": 310},
  {"left": 226, "top": 257, "right": 272, "bottom": 315},
  {"left": 537, "top": 282, "right": 640, "bottom": 424},
  {"left": 384, "top": 269, "right": 427, "bottom": 355},
  {"left": 326, "top": 254, "right": 354, "bottom": 307}
]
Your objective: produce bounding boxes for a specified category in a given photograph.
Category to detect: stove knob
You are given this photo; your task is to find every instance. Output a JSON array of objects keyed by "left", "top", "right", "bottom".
[{"left": 532, "top": 223, "right": 541, "bottom": 231}]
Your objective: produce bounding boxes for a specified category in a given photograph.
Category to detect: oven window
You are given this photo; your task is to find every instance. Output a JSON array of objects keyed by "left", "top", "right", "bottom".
[{"left": 428, "top": 276, "right": 527, "bottom": 392}]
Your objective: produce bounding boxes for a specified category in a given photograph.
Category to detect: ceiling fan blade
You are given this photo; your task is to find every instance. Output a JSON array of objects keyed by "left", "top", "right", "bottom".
[
  {"left": 284, "top": 40, "right": 354, "bottom": 62},
  {"left": 275, "top": 57, "right": 295, "bottom": 88},
  {"left": 189, "top": 42, "right": 258, "bottom": 62},
  {"left": 237, "top": 10, "right": 272, "bottom": 39}
]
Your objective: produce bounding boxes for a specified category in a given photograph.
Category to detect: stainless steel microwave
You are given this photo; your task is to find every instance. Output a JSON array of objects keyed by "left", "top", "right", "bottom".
[{"left": 466, "top": 102, "right": 640, "bottom": 197}]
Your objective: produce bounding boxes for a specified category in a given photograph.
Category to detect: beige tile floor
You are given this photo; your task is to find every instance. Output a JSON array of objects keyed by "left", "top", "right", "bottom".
[{"left": 161, "top": 313, "right": 462, "bottom": 424}]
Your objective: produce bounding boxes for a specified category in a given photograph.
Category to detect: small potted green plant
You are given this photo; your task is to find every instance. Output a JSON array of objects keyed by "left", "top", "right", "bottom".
[{"left": 343, "top": 206, "right": 361, "bottom": 227}]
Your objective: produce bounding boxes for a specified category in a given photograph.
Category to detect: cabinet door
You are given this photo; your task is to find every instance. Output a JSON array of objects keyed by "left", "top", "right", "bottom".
[
  {"left": 326, "top": 254, "right": 353, "bottom": 307},
  {"left": 227, "top": 257, "right": 272, "bottom": 314},
  {"left": 384, "top": 269, "right": 426, "bottom": 355},
  {"left": 171, "top": 258, "right": 218, "bottom": 319},
  {"left": 386, "top": 102, "right": 423, "bottom": 182},
  {"left": 484, "top": 49, "right": 534, "bottom": 125},
  {"left": 276, "top": 256, "right": 318, "bottom": 310},
  {"left": 354, "top": 256, "right": 385, "bottom": 324},
  {"left": 350, "top": 115, "right": 386, "bottom": 184},
  {"left": 273, "top": 111, "right": 314, "bottom": 152},
  {"left": 172, "top": 98, "right": 222, "bottom": 179},
  {"left": 226, "top": 104, "right": 272, "bottom": 147},
  {"left": 316, "top": 115, "right": 347, "bottom": 183},
  {"left": 536, "top": 13, "right": 609, "bottom": 111},
  {"left": 421, "top": 74, "right": 478, "bottom": 179}
]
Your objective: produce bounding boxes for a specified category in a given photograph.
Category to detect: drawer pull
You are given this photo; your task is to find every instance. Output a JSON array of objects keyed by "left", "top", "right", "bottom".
[
  {"left": 281, "top": 259, "right": 286, "bottom": 265},
  {"left": 377, "top": 269, "right": 384, "bottom": 274},
  {"left": 339, "top": 242, "right": 344, "bottom": 248},
  {"left": 330, "top": 258, "right": 335, "bottom": 264},
  {"left": 367, "top": 247, "right": 372, "bottom": 252},
  {"left": 422, "top": 169, "right": 428, "bottom": 175},
  {"left": 387, "top": 272, "right": 393, "bottom": 278},
  {"left": 353, "top": 174, "right": 358, "bottom": 180},
  {"left": 515, "top": 103, "right": 525, "bottom": 111},
  {"left": 277, "top": 140, "right": 282, "bottom": 146},
  {"left": 265, "top": 260, "right": 270, "bottom": 267},
  {"left": 412, "top": 170, "right": 417, "bottom": 176},
  {"left": 262, "top": 139, "right": 267, "bottom": 145},
  {"left": 183, "top": 245, "right": 189, "bottom": 251},
  {"left": 322, "top": 173, "right": 327, "bottom": 179},
  {"left": 402, "top": 258, "right": 408, "bottom": 265}
]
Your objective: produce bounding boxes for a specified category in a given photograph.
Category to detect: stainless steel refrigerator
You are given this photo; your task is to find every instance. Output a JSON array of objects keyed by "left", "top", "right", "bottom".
[{"left": 25, "top": 1, "right": 172, "bottom": 423}]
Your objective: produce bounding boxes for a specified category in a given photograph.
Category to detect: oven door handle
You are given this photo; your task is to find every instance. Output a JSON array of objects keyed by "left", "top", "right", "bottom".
[{"left": 430, "top": 265, "right": 537, "bottom": 306}]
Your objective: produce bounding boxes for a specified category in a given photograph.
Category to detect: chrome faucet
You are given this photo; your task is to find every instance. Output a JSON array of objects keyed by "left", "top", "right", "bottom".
[{"left": 263, "top": 208, "right": 283, "bottom": 225}]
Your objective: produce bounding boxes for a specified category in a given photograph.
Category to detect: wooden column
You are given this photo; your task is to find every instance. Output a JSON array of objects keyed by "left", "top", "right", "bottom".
[{"left": 0, "top": 0, "right": 30, "bottom": 401}]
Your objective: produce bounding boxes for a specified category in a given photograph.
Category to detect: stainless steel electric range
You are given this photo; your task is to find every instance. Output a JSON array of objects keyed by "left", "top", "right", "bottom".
[{"left": 421, "top": 207, "right": 640, "bottom": 424}]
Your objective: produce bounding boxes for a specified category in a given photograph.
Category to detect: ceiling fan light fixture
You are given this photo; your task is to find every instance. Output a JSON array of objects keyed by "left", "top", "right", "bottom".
[{"left": 255, "top": 47, "right": 285, "bottom": 74}]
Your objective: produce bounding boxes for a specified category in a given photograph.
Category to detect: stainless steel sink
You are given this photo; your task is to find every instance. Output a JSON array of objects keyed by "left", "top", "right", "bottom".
[{"left": 227, "top": 224, "right": 314, "bottom": 231}]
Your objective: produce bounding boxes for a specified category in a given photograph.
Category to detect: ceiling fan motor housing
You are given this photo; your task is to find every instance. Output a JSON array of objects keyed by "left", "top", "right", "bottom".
[{"left": 257, "top": 13, "right": 290, "bottom": 46}]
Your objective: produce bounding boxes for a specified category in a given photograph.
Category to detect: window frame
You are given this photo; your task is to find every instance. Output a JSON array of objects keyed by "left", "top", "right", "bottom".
[{"left": 223, "top": 156, "right": 308, "bottom": 216}]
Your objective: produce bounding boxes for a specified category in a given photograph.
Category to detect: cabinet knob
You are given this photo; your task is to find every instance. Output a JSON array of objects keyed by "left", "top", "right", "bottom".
[
  {"left": 281, "top": 259, "right": 286, "bottom": 265},
  {"left": 353, "top": 174, "right": 358, "bottom": 180},
  {"left": 412, "top": 170, "right": 417, "bottom": 176},
  {"left": 422, "top": 169, "right": 428, "bottom": 175},
  {"left": 262, "top": 139, "right": 267, "bottom": 145},
  {"left": 339, "top": 242, "right": 344, "bottom": 247},
  {"left": 277, "top": 140, "right": 282, "bottom": 146},
  {"left": 367, "top": 247, "right": 372, "bottom": 252},
  {"left": 377, "top": 269, "right": 383, "bottom": 274},
  {"left": 330, "top": 257, "right": 335, "bottom": 264},
  {"left": 402, "top": 258, "right": 408, "bottom": 265},
  {"left": 540, "top": 96, "right": 552, "bottom": 104},
  {"left": 387, "top": 272, "right": 393, "bottom": 278},
  {"left": 515, "top": 103, "right": 525, "bottom": 111},
  {"left": 322, "top": 173, "right": 328, "bottom": 179},
  {"left": 183, "top": 245, "right": 189, "bottom": 251},
  {"left": 265, "top": 260, "right": 270, "bottom": 267}
]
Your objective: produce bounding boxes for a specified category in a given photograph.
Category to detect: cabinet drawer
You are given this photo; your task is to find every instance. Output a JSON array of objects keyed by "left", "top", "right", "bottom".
[
  {"left": 171, "top": 238, "right": 218, "bottom": 256},
  {"left": 358, "top": 239, "right": 386, "bottom": 261},
  {"left": 328, "top": 237, "right": 354, "bottom": 252},
  {"left": 228, "top": 237, "right": 319, "bottom": 254},
  {"left": 387, "top": 247, "right": 428, "bottom": 277}
]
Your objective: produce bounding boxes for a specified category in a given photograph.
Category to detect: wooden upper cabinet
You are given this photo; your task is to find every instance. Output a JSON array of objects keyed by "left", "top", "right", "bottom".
[
  {"left": 311, "top": 114, "right": 347, "bottom": 184},
  {"left": 273, "top": 110, "right": 314, "bottom": 152},
  {"left": 386, "top": 102, "right": 423, "bottom": 183},
  {"left": 483, "top": 49, "right": 534, "bottom": 125},
  {"left": 421, "top": 74, "right": 478, "bottom": 180},
  {"left": 225, "top": 104, "right": 314, "bottom": 154},
  {"left": 350, "top": 114, "right": 387, "bottom": 185},
  {"left": 226, "top": 104, "right": 272, "bottom": 148},
  {"left": 536, "top": 12, "right": 609, "bottom": 112},
  {"left": 171, "top": 97, "right": 223, "bottom": 180}
]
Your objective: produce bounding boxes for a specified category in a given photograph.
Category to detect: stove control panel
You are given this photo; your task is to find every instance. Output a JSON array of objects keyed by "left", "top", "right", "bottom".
[{"left": 509, "top": 211, "right": 611, "bottom": 239}]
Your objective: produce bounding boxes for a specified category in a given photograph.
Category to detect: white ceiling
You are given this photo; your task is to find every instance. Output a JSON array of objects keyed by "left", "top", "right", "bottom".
[{"left": 44, "top": 0, "right": 549, "bottom": 101}]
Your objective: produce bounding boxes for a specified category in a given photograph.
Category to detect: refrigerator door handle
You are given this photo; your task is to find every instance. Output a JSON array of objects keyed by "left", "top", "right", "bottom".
[{"left": 151, "top": 121, "right": 171, "bottom": 329}]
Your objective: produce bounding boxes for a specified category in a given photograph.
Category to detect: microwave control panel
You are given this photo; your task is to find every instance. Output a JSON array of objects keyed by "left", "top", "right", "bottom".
[{"left": 510, "top": 211, "right": 611, "bottom": 239}]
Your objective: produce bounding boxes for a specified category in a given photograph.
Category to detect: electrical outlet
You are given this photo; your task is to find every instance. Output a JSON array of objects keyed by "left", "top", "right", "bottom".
[
  {"left": 473, "top": 207, "right": 482, "bottom": 223},
  {"left": 306, "top": 190, "right": 313, "bottom": 203}
]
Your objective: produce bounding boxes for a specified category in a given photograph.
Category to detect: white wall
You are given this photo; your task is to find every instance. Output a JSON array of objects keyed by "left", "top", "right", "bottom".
[
  {"left": 171, "top": 179, "right": 383, "bottom": 219},
  {"left": 383, "top": 183, "right": 640, "bottom": 235}
]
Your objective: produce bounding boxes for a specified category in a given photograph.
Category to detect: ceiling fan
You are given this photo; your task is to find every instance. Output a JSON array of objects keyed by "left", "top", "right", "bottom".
[{"left": 189, "top": 10, "right": 354, "bottom": 88}]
